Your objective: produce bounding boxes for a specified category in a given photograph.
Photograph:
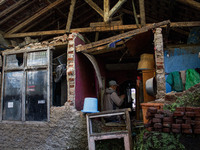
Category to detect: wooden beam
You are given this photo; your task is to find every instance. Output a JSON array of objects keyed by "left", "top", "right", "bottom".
[
  {"left": 76, "top": 20, "right": 170, "bottom": 52},
  {"left": 0, "top": 0, "right": 28, "bottom": 18},
  {"left": 170, "top": 22, "right": 200, "bottom": 27},
  {"left": 0, "top": 0, "right": 35, "bottom": 25},
  {"left": 85, "top": 0, "right": 104, "bottom": 17},
  {"left": 139, "top": 0, "right": 146, "bottom": 26},
  {"left": 5, "top": 21, "right": 200, "bottom": 39},
  {"left": 132, "top": 0, "right": 140, "bottom": 27},
  {"left": 109, "top": 0, "right": 126, "bottom": 18},
  {"left": 7, "top": 0, "right": 65, "bottom": 34},
  {"left": 66, "top": 0, "right": 76, "bottom": 32},
  {"left": 104, "top": 0, "right": 110, "bottom": 22},
  {"left": 177, "top": 0, "right": 200, "bottom": 10},
  {"left": 4, "top": 30, "right": 66, "bottom": 38},
  {"left": 90, "top": 21, "right": 122, "bottom": 27}
]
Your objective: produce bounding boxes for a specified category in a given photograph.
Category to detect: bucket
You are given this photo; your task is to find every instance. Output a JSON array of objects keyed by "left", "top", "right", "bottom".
[
  {"left": 140, "top": 103, "right": 164, "bottom": 124},
  {"left": 81, "top": 97, "right": 99, "bottom": 113}
]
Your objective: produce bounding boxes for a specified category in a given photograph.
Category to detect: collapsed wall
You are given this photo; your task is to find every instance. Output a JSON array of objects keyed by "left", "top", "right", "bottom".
[{"left": 0, "top": 103, "right": 87, "bottom": 149}]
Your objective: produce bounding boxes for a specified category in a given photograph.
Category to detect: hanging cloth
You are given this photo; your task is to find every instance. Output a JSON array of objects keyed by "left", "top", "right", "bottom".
[{"left": 166, "top": 71, "right": 183, "bottom": 92}]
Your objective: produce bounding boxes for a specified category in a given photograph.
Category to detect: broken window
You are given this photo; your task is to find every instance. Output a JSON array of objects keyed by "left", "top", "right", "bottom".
[{"left": 1, "top": 48, "right": 51, "bottom": 122}]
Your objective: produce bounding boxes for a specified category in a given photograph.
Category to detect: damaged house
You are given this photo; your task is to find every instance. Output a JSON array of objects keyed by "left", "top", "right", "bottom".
[{"left": 0, "top": 0, "right": 200, "bottom": 149}]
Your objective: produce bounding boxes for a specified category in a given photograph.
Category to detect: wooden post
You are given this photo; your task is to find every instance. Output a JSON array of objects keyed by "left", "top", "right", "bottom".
[
  {"left": 66, "top": 0, "right": 76, "bottom": 33},
  {"left": 139, "top": 0, "right": 146, "bottom": 26},
  {"left": 104, "top": 0, "right": 110, "bottom": 22},
  {"left": 132, "top": 0, "right": 140, "bottom": 28}
]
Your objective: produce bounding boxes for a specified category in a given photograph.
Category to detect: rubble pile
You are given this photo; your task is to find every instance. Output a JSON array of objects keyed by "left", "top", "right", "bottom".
[
  {"left": 145, "top": 107, "right": 200, "bottom": 134},
  {"left": 13, "top": 34, "right": 68, "bottom": 50}
]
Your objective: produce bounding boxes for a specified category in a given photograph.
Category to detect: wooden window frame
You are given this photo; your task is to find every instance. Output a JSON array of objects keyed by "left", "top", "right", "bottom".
[{"left": 0, "top": 47, "right": 52, "bottom": 122}]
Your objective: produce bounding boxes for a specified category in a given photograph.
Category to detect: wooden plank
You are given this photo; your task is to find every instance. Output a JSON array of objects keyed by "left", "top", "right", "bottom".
[
  {"left": 66, "top": 0, "right": 76, "bottom": 32},
  {"left": 170, "top": 21, "right": 200, "bottom": 27},
  {"left": 7, "top": 0, "right": 65, "bottom": 34},
  {"left": 139, "top": 0, "right": 146, "bottom": 26},
  {"left": 109, "top": 0, "right": 126, "bottom": 18},
  {"left": 104, "top": 0, "right": 110, "bottom": 22},
  {"left": 90, "top": 20, "right": 122, "bottom": 27},
  {"left": 0, "top": 0, "right": 28, "bottom": 18},
  {"left": 177, "top": 0, "right": 200, "bottom": 10},
  {"left": 76, "top": 20, "right": 170, "bottom": 52},
  {"left": 85, "top": 0, "right": 104, "bottom": 17},
  {"left": 4, "top": 21, "right": 200, "bottom": 38},
  {"left": 0, "top": 0, "right": 35, "bottom": 25}
]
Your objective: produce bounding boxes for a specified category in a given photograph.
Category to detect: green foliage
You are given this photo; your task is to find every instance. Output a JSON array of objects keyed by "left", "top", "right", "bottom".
[
  {"left": 164, "top": 92, "right": 200, "bottom": 112},
  {"left": 134, "top": 130, "right": 185, "bottom": 150}
]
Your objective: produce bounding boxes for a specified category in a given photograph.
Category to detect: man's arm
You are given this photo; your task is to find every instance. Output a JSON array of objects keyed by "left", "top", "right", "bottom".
[{"left": 110, "top": 92, "right": 124, "bottom": 106}]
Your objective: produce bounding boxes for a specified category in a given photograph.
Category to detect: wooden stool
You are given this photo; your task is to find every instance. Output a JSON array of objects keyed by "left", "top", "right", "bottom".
[{"left": 86, "top": 108, "right": 132, "bottom": 150}]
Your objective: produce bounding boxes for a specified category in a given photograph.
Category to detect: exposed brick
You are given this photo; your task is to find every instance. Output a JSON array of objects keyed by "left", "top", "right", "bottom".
[
  {"left": 163, "top": 123, "right": 171, "bottom": 128},
  {"left": 172, "top": 124, "right": 181, "bottom": 129},
  {"left": 68, "top": 58, "right": 73, "bottom": 61},
  {"left": 163, "top": 117, "right": 173, "bottom": 122},
  {"left": 153, "top": 118, "right": 161, "bottom": 123},
  {"left": 155, "top": 114, "right": 164, "bottom": 119},
  {"left": 68, "top": 51, "right": 74, "bottom": 54},
  {"left": 68, "top": 38, "right": 73, "bottom": 41},
  {"left": 69, "top": 78, "right": 74, "bottom": 81},
  {"left": 173, "top": 111, "right": 184, "bottom": 117},
  {"left": 172, "top": 129, "right": 181, "bottom": 133},
  {"left": 154, "top": 123, "right": 162, "bottom": 129},
  {"left": 182, "top": 129, "right": 193, "bottom": 134},
  {"left": 69, "top": 85, "right": 74, "bottom": 88},
  {"left": 182, "top": 124, "right": 191, "bottom": 129},
  {"left": 156, "top": 65, "right": 164, "bottom": 69},
  {"left": 68, "top": 44, "right": 74, "bottom": 48},
  {"left": 186, "top": 112, "right": 196, "bottom": 117},
  {"left": 194, "top": 107, "right": 200, "bottom": 113},
  {"left": 163, "top": 128, "right": 170, "bottom": 133},
  {"left": 186, "top": 107, "right": 194, "bottom": 112},
  {"left": 176, "top": 107, "right": 185, "bottom": 112},
  {"left": 176, "top": 119, "right": 183, "bottom": 124}
]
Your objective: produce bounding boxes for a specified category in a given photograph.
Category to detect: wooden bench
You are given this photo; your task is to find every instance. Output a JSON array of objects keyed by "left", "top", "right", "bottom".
[{"left": 86, "top": 108, "right": 132, "bottom": 150}]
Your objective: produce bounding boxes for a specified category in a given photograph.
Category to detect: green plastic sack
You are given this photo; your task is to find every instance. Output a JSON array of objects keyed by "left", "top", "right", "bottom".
[
  {"left": 185, "top": 69, "right": 200, "bottom": 90},
  {"left": 166, "top": 71, "right": 183, "bottom": 92}
]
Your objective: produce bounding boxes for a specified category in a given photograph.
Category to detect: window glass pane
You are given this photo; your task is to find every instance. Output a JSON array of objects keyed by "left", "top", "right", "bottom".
[
  {"left": 25, "top": 70, "right": 47, "bottom": 121},
  {"left": 6, "top": 53, "right": 24, "bottom": 68},
  {"left": 3, "top": 72, "right": 23, "bottom": 121},
  {"left": 27, "top": 51, "right": 47, "bottom": 66}
]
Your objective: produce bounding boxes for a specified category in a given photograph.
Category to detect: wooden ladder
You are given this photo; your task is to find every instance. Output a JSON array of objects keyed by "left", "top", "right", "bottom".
[{"left": 86, "top": 108, "right": 132, "bottom": 150}]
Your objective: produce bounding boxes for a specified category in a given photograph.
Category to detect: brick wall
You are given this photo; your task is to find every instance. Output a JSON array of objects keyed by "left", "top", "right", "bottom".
[
  {"left": 154, "top": 28, "right": 166, "bottom": 99},
  {"left": 67, "top": 33, "right": 77, "bottom": 106},
  {"left": 145, "top": 107, "right": 200, "bottom": 134}
]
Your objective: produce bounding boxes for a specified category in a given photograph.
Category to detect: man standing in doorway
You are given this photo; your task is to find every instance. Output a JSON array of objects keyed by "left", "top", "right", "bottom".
[{"left": 103, "top": 80, "right": 125, "bottom": 111}]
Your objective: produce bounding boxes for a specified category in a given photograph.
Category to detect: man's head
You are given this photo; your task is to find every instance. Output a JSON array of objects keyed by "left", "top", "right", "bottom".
[{"left": 109, "top": 80, "right": 119, "bottom": 90}]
